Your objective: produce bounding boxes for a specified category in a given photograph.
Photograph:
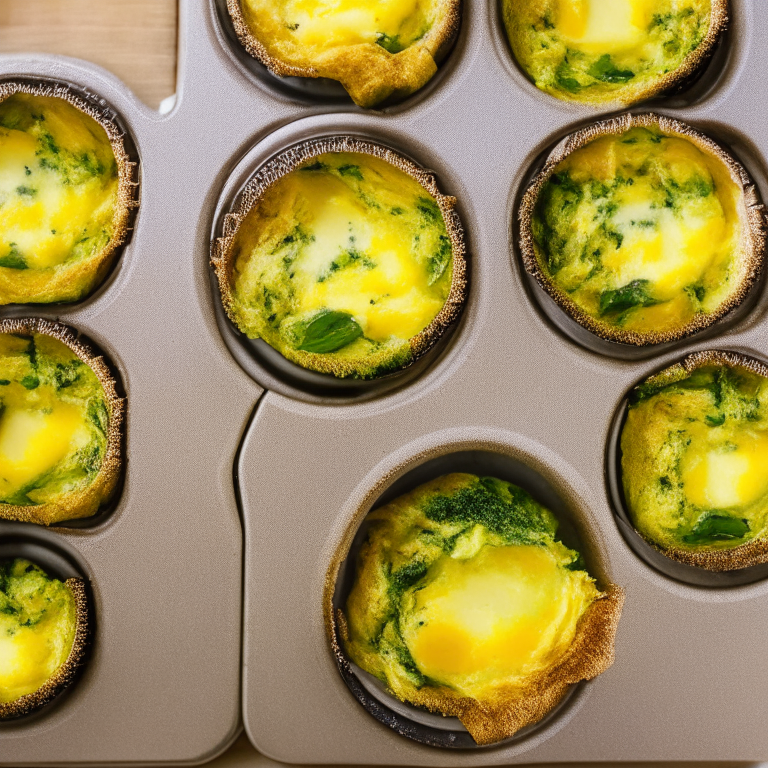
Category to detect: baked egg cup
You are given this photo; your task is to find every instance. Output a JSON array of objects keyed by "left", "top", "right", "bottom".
[
  {"left": 225, "top": 0, "right": 461, "bottom": 108},
  {"left": 503, "top": 0, "right": 728, "bottom": 106},
  {"left": 0, "top": 82, "right": 138, "bottom": 305},
  {"left": 212, "top": 137, "right": 468, "bottom": 381},
  {"left": 0, "top": 558, "right": 89, "bottom": 720},
  {"left": 328, "top": 473, "right": 624, "bottom": 746},
  {"left": 0, "top": 318, "right": 125, "bottom": 526},
  {"left": 519, "top": 113, "right": 766, "bottom": 347},
  {"left": 620, "top": 351, "right": 768, "bottom": 571}
]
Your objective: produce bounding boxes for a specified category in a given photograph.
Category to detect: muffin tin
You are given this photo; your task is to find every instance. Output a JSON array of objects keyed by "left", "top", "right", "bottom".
[{"left": 2, "top": 0, "right": 768, "bottom": 763}]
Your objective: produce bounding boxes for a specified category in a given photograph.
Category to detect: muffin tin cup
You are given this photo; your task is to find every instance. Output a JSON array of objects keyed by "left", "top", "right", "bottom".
[
  {"left": 213, "top": 0, "right": 463, "bottom": 109},
  {"left": 0, "top": 76, "right": 141, "bottom": 309},
  {"left": 605, "top": 349, "right": 768, "bottom": 587},
  {"left": 327, "top": 447, "right": 615, "bottom": 749},
  {"left": 0, "top": 318, "right": 126, "bottom": 528},
  {"left": 236, "top": 0, "right": 768, "bottom": 762},
  {"left": 0, "top": 49, "right": 249, "bottom": 766},
  {"left": 516, "top": 112, "right": 768, "bottom": 356},
  {"left": 498, "top": 0, "right": 729, "bottom": 111},
  {"left": 208, "top": 119, "right": 472, "bottom": 404},
  {"left": 0, "top": 524, "right": 93, "bottom": 722}
]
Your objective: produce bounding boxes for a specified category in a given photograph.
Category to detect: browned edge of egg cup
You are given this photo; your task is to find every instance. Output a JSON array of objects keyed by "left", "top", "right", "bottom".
[
  {"left": 590, "top": 0, "right": 730, "bottom": 108},
  {"left": 224, "top": 0, "right": 461, "bottom": 89},
  {"left": 624, "top": 349, "right": 768, "bottom": 571},
  {"left": 0, "top": 80, "right": 140, "bottom": 302},
  {"left": 321, "top": 452, "right": 625, "bottom": 746}
]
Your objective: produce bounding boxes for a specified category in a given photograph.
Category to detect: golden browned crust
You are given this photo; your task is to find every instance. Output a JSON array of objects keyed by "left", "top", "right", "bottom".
[
  {"left": 0, "top": 80, "right": 139, "bottom": 305},
  {"left": 225, "top": 0, "right": 461, "bottom": 107},
  {"left": 519, "top": 113, "right": 766, "bottom": 347},
  {"left": 330, "top": 584, "right": 624, "bottom": 745},
  {"left": 0, "top": 577, "right": 90, "bottom": 720},
  {"left": 630, "top": 349, "right": 768, "bottom": 571},
  {"left": 0, "top": 318, "right": 125, "bottom": 526},
  {"left": 212, "top": 136, "right": 468, "bottom": 379}
]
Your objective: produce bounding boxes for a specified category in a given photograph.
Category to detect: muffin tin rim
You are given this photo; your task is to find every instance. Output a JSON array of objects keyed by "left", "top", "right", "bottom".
[
  {"left": 494, "top": 0, "right": 731, "bottom": 109},
  {"left": 321, "top": 435, "right": 624, "bottom": 749},
  {"left": 217, "top": 0, "right": 463, "bottom": 109}
]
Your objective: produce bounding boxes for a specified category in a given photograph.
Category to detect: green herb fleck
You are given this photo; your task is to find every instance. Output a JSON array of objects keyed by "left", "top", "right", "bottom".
[{"left": 295, "top": 310, "right": 364, "bottom": 354}]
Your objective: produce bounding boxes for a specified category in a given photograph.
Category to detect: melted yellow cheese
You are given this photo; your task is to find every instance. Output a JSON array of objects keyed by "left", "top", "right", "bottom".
[
  {"left": 0, "top": 560, "right": 77, "bottom": 705},
  {"left": 0, "top": 93, "right": 118, "bottom": 280},
  {"left": 401, "top": 544, "right": 598, "bottom": 697},
  {"left": 681, "top": 431, "right": 768, "bottom": 510}
]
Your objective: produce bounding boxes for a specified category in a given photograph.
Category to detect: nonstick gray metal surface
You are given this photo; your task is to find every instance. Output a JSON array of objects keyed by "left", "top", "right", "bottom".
[{"left": 2, "top": 0, "right": 768, "bottom": 764}]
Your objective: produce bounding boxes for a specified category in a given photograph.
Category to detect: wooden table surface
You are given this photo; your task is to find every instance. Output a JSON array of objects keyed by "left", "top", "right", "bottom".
[{"left": 0, "top": 0, "right": 178, "bottom": 109}]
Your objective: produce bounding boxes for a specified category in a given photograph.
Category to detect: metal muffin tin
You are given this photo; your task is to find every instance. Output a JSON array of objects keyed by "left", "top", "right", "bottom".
[{"left": 2, "top": 0, "right": 768, "bottom": 763}]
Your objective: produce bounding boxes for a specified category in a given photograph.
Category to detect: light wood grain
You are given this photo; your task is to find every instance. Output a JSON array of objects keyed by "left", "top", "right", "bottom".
[{"left": 0, "top": 0, "right": 178, "bottom": 109}]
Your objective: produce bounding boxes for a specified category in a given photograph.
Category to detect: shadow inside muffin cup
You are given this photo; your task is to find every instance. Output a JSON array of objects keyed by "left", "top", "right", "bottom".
[
  {"left": 210, "top": 282, "right": 462, "bottom": 400},
  {"left": 330, "top": 448, "right": 609, "bottom": 748},
  {"left": 210, "top": 0, "right": 462, "bottom": 109},
  {"left": 521, "top": 271, "right": 764, "bottom": 361},
  {"left": 648, "top": 11, "right": 735, "bottom": 109},
  {"left": 606, "top": 385, "right": 768, "bottom": 588},
  {"left": 210, "top": 0, "right": 350, "bottom": 104},
  {"left": 0, "top": 523, "right": 94, "bottom": 724}
]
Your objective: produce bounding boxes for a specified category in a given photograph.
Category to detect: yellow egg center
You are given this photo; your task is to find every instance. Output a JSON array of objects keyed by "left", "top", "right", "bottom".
[
  {"left": 0, "top": 94, "right": 118, "bottom": 272},
  {"left": 232, "top": 152, "right": 453, "bottom": 350},
  {"left": 681, "top": 432, "right": 768, "bottom": 509},
  {"left": 0, "top": 563, "right": 77, "bottom": 705},
  {"left": 556, "top": 0, "right": 657, "bottom": 54},
  {"left": 402, "top": 545, "right": 595, "bottom": 696},
  {"left": 292, "top": 175, "right": 441, "bottom": 341},
  {"left": 0, "top": 624, "right": 63, "bottom": 703},
  {"left": 0, "top": 400, "right": 88, "bottom": 500}
]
